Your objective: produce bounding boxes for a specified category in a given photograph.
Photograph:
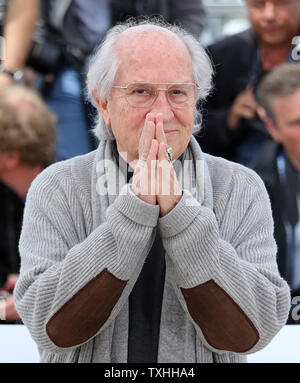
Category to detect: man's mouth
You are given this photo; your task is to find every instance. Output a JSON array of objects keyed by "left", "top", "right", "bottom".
[
  {"left": 164, "top": 130, "right": 178, "bottom": 136},
  {"left": 262, "top": 25, "right": 281, "bottom": 34}
]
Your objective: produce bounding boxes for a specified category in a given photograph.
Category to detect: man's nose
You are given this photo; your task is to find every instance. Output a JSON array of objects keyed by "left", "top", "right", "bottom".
[
  {"left": 263, "top": 2, "right": 276, "bottom": 20},
  {"left": 150, "top": 90, "right": 174, "bottom": 121}
]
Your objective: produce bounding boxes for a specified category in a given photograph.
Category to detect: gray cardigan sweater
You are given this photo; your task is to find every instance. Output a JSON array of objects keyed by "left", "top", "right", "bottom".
[{"left": 14, "top": 136, "right": 290, "bottom": 363}]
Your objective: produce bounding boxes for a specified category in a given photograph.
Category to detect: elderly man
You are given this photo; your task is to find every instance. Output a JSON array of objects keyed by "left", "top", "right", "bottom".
[
  {"left": 198, "top": 0, "right": 300, "bottom": 166},
  {"left": 14, "top": 20, "right": 290, "bottom": 363},
  {"left": 254, "top": 63, "right": 300, "bottom": 324}
]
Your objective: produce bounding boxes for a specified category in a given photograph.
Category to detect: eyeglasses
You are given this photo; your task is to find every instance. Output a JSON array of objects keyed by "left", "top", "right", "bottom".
[
  {"left": 112, "top": 82, "right": 200, "bottom": 108},
  {"left": 247, "top": 0, "right": 294, "bottom": 8}
]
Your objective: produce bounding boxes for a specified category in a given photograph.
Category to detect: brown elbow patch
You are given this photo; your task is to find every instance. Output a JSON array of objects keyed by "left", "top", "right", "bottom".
[
  {"left": 181, "top": 280, "right": 259, "bottom": 353},
  {"left": 46, "top": 268, "right": 128, "bottom": 348}
]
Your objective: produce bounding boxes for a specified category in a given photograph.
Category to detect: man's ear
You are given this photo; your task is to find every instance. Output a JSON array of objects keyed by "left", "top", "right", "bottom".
[
  {"left": 257, "top": 105, "right": 282, "bottom": 143},
  {"left": 257, "top": 105, "right": 267, "bottom": 123},
  {"left": 264, "top": 118, "right": 282, "bottom": 143},
  {"left": 92, "top": 91, "right": 111, "bottom": 126}
]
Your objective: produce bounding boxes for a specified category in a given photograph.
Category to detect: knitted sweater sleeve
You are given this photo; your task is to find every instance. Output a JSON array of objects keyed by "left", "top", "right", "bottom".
[
  {"left": 158, "top": 164, "right": 291, "bottom": 355},
  {"left": 14, "top": 165, "right": 159, "bottom": 353}
]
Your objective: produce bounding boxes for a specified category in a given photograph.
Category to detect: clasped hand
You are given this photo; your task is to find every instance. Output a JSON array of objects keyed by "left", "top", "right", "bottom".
[{"left": 131, "top": 113, "right": 182, "bottom": 217}]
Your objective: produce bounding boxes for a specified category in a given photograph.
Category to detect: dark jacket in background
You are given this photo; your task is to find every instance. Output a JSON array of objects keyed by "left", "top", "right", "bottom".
[
  {"left": 252, "top": 142, "right": 288, "bottom": 279},
  {"left": 0, "top": 183, "right": 24, "bottom": 324},
  {"left": 39, "top": 0, "right": 206, "bottom": 70},
  {"left": 111, "top": 0, "right": 206, "bottom": 39},
  {"left": 252, "top": 141, "right": 300, "bottom": 324},
  {"left": 0, "top": 182, "right": 23, "bottom": 287}
]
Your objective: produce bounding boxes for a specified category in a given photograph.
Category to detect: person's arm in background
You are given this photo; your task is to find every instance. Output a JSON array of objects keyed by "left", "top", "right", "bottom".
[{"left": 0, "top": 0, "right": 39, "bottom": 85}]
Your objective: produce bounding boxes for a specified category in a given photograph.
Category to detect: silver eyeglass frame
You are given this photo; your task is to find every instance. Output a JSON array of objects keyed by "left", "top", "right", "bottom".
[{"left": 112, "top": 82, "right": 201, "bottom": 108}]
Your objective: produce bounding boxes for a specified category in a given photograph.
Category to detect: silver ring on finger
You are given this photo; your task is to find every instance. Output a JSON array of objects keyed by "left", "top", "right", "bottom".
[{"left": 166, "top": 147, "right": 173, "bottom": 162}]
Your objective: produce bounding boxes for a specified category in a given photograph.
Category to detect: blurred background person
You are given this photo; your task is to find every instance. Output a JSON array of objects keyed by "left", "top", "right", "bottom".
[
  {"left": 253, "top": 63, "right": 300, "bottom": 324},
  {"left": 0, "top": 0, "right": 39, "bottom": 86},
  {"left": 111, "top": 0, "right": 206, "bottom": 38},
  {"left": 26, "top": 0, "right": 110, "bottom": 160},
  {"left": 0, "top": 85, "right": 56, "bottom": 323},
  {"left": 197, "top": 0, "right": 300, "bottom": 166}
]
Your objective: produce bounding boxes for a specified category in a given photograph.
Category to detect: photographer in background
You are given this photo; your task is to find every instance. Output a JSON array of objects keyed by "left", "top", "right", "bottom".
[
  {"left": 198, "top": 0, "right": 300, "bottom": 166},
  {"left": 0, "top": 85, "right": 56, "bottom": 323},
  {"left": 110, "top": 0, "right": 206, "bottom": 39},
  {"left": 25, "top": 0, "right": 109, "bottom": 160}
]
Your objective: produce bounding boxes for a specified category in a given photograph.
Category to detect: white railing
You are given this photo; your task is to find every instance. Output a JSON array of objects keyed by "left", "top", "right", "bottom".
[{"left": 0, "top": 324, "right": 299, "bottom": 363}]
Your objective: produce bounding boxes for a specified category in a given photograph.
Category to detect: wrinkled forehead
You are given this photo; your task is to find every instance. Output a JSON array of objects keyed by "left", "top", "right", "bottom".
[{"left": 115, "top": 25, "right": 192, "bottom": 70}]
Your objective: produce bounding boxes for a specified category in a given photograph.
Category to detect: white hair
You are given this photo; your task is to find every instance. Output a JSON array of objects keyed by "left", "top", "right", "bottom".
[{"left": 86, "top": 18, "right": 214, "bottom": 141}]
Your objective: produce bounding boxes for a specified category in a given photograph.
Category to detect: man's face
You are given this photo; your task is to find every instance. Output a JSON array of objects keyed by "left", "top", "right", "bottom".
[
  {"left": 246, "top": 0, "right": 300, "bottom": 46},
  {"left": 100, "top": 27, "right": 196, "bottom": 163},
  {"left": 271, "top": 87, "right": 300, "bottom": 169}
]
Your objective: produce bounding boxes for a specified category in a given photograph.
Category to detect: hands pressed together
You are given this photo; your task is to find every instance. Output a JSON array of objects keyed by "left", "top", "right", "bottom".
[{"left": 132, "top": 113, "right": 183, "bottom": 217}]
